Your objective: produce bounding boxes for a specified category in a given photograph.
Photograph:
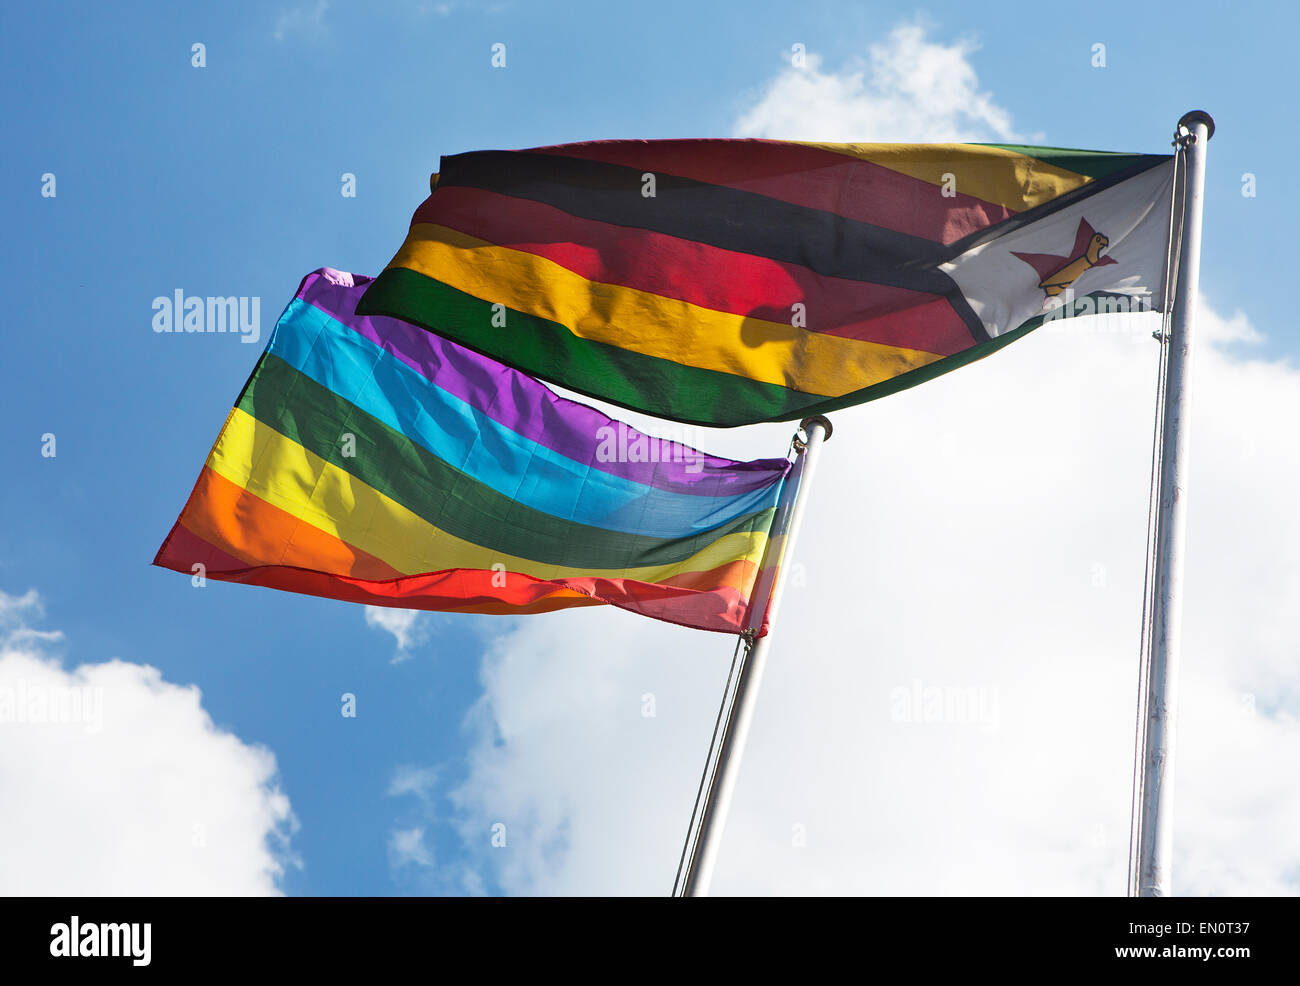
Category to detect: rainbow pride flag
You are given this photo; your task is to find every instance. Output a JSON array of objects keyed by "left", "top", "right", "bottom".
[
  {"left": 154, "top": 269, "right": 792, "bottom": 634},
  {"left": 358, "top": 139, "right": 1174, "bottom": 427}
]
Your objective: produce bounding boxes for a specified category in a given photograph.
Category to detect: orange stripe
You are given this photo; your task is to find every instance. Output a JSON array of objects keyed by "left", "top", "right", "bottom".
[
  {"left": 182, "top": 466, "right": 761, "bottom": 596},
  {"left": 180, "top": 466, "right": 404, "bottom": 581}
]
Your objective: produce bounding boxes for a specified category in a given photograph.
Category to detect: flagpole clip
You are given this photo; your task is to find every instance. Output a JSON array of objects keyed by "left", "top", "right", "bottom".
[
  {"left": 1174, "top": 110, "right": 1215, "bottom": 148},
  {"left": 793, "top": 415, "right": 833, "bottom": 455}
]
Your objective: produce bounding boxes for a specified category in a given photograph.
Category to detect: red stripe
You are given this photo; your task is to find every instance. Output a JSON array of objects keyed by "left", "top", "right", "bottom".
[
  {"left": 154, "top": 520, "right": 252, "bottom": 573},
  {"left": 154, "top": 531, "right": 759, "bottom": 635},
  {"left": 418, "top": 185, "right": 974, "bottom": 357},
  {"left": 525, "top": 138, "right": 1017, "bottom": 244},
  {"left": 197, "top": 565, "right": 752, "bottom": 634}
]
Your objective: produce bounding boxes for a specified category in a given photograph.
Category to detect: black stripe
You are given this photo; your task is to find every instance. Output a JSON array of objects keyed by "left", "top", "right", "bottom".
[
  {"left": 440, "top": 150, "right": 957, "bottom": 293},
  {"left": 439, "top": 149, "right": 992, "bottom": 346}
]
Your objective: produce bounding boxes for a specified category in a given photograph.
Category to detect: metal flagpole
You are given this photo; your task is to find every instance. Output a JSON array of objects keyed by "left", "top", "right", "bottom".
[
  {"left": 674, "top": 415, "right": 832, "bottom": 897},
  {"left": 1134, "top": 110, "right": 1214, "bottom": 897}
]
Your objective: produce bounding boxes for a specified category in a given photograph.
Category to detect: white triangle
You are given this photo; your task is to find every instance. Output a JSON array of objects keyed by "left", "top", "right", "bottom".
[{"left": 941, "top": 160, "right": 1176, "bottom": 338}]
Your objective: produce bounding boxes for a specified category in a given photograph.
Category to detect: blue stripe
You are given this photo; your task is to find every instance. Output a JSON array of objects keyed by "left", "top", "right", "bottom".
[{"left": 267, "top": 300, "right": 783, "bottom": 537}]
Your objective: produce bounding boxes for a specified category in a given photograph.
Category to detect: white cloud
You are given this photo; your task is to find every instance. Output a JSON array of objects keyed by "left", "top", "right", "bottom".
[
  {"left": 734, "top": 23, "right": 1027, "bottom": 143},
  {"left": 389, "top": 763, "right": 440, "bottom": 802},
  {"left": 401, "top": 26, "right": 1298, "bottom": 896},
  {"left": 435, "top": 296, "right": 1300, "bottom": 897},
  {"left": 365, "top": 606, "right": 427, "bottom": 660},
  {"left": 0, "top": 588, "right": 41, "bottom": 625},
  {"left": 388, "top": 827, "right": 435, "bottom": 869},
  {"left": 1200, "top": 303, "right": 1264, "bottom": 346},
  {"left": 0, "top": 589, "right": 297, "bottom": 895},
  {"left": 385, "top": 763, "right": 487, "bottom": 893},
  {"left": 0, "top": 588, "right": 64, "bottom": 649}
]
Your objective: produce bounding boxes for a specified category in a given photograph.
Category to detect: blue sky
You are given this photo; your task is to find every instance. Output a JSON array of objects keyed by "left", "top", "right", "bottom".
[{"left": 1, "top": 1, "right": 1295, "bottom": 896}]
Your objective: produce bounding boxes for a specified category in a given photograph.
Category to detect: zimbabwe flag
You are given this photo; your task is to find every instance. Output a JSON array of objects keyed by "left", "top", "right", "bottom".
[{"left": 359, "top": 140, "right": 1176, "bottom": 427}]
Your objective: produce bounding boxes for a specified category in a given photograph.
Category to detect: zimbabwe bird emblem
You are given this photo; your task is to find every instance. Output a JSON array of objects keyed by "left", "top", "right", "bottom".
[{"left": 1013, "top": 218, "right": 1117, "bottom": 298}]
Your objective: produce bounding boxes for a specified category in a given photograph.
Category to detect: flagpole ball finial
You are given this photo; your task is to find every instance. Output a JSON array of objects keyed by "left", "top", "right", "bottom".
[{"left": 1178, "top": 110, "right": 1215, "bottom": 140}]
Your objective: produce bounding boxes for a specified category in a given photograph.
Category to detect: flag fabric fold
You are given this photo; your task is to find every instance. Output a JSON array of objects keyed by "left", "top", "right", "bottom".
[
  {"left": 154, "top": 269, "right": 791, "bottom": 634},
  {"left": 358, "top": 138, "right": 1175, "bottom": 427}
]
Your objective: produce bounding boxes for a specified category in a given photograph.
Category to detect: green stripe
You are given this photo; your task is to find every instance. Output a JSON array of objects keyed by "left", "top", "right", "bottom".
[
  {"left": 358, "top": 266, "right": 814, "bottom": 427},
  {"left": 240, "top": 353, "right": 775, "bottom": 569},
  {"left": 795, "top": 290, "right": 1143, "bottom": 418},
  {"left": 980, "top": 144, "right": 1171, "bottom": 181},
  {"left": 360, "top": 270, "right": 1147, "bottom": 429}
]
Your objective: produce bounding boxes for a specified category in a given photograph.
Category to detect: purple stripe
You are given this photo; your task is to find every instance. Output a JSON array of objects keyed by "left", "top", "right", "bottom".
[{"left": 292, "top": 269, "right": 789, "bottom": 494}]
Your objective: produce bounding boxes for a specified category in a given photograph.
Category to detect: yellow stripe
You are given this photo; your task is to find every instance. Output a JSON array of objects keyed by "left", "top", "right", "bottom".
[
  {"left": 207, "top": 408, "right": 769, "bottom": 587},
  {"left": 393, "top": 223, "right": 944, "bottom": 397},
  {"left": 791, "top": 142, "right": 1092, "bottom": 212}
]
